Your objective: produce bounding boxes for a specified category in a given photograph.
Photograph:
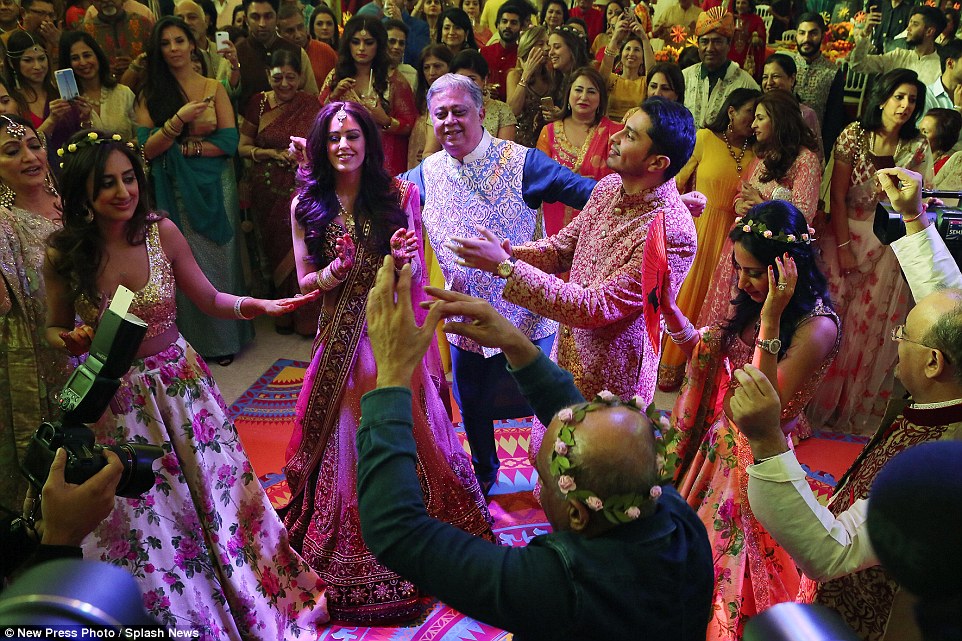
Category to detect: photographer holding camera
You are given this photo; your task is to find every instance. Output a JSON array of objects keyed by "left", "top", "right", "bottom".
[{"left": 2, "top": 447, "right": 121, "bottom": 582}]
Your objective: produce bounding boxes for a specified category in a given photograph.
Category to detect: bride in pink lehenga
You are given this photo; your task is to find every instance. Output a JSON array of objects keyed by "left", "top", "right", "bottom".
[{"left": 282, "top": 101, "right": 494, "bottom": 624}]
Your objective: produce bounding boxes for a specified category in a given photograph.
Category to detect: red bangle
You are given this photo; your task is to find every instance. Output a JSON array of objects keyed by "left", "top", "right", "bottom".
[{"left": 902, "top": 203, "right": 927, "bottom": 224}]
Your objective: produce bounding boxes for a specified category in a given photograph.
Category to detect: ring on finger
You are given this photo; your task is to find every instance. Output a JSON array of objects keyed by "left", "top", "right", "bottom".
[{"left": 777, "top": 284, "right": 787, "bottom": 291}]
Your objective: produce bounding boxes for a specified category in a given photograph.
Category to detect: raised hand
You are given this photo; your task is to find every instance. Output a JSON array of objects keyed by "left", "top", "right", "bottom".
[
  {"left": 761, "top": 253, "right": 797, "bottom": 323},
  {"left": 333, "top": 233, "right": 356, "bottom": 276},
  {"left": 59, "top": 324, "right": 95, "bottom": 356},
  {"left": 446, "top": 226, "right": 511, "bottom": 273},
  {"left": 390, "top": 228, "right": 419, "bottom": 266}
]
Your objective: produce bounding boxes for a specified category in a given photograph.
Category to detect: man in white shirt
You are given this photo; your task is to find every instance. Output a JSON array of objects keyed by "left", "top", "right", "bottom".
[
  {"left": 681, "top": 8, "right": 759, "bottom": 127},
  {"left": 653, "top": 0, "right": 701, "bottom": 40},
  {"left": 732, "top": 167, "right": 962, "bottom": 641},
  {"left": 850, "top": 4, "right": 946, "bottom": 86}
]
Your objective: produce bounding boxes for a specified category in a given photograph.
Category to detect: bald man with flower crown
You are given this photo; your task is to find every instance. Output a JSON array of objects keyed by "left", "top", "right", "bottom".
[{"left": 354, "top": 255, "right": 713, "bottom": 641}]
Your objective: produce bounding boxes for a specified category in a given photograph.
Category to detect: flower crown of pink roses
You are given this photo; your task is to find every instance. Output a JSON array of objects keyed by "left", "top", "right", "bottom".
[
  {"left": 548, "top": 391, "right": 678, "bottom": 525},
  {"left": 733, "top": 216, "right": 816, "bottom": 245}
]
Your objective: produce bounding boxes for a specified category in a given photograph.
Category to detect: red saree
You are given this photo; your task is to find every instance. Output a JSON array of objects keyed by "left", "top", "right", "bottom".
[{"left": 243, "top": 91, "right": 322, "bottom": 335}]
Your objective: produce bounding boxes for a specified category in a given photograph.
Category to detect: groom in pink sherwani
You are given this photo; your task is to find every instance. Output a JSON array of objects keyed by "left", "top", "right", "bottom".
[{"left": 450, "top": 97, "right": 698, "bottom": 457}]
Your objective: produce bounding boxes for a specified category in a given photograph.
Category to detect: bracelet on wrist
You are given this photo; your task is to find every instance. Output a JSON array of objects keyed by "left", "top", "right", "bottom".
[
  {"left": 665, "top": 318, "right": 698, "bottom": 344},
  {"left": 902, "top": 203, "right": 927, "bottom": 224},
  {"left": 233, "top": 296, "right": 255, "bottom": 320},
  {"left": 836, "top": 239, "right": 852, "bottom": 248},
  {"left": 517, "top": 78, "right": 527, "bottom": 87}
]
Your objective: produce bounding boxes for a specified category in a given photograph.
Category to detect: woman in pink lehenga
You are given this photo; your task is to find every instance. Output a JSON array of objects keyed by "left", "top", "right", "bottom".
[
  {"left": 282, "top": 101, "right": 494, "bottom": 624},
  {"left": 661, "top": 200, "right": 840, "bottom": 641},
  {"left": 695, "top": 90, "right": 821, "bottom": 439},
  {"left": 808, "top": 68, "right": 933, "bottom": 435}
]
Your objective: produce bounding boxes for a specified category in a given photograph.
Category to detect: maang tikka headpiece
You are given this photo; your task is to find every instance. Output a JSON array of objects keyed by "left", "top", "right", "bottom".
[
  {"left": 0, "top": 115, "right": 26, "bottom": 140},
  {"left": 335, "top": 106, "right": 349, "bottom": 122}
]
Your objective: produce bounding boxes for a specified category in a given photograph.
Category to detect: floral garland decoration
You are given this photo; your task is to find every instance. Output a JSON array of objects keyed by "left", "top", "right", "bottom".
[
  {"left": 733, "top": 216, "right": 817, "bottom": 245},
  {"left": 57, "top": 131, "right": 140, "bottom": 168},
  {"left": 547, "top": 391, "right": 679, "bottom": 524}
]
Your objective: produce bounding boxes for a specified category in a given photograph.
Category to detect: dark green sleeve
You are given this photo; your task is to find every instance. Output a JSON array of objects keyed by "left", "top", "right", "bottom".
[
  {"left": 356, "top": 387, "right": 576, "bottom": 637},
  {"left": 508, "top": 349, "right": 586, "bottom": 427}
]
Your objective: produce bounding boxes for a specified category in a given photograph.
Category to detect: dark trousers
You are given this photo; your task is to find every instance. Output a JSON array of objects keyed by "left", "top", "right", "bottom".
[{"left": 450, "top": 334, "right": 555, "bottom": 484}]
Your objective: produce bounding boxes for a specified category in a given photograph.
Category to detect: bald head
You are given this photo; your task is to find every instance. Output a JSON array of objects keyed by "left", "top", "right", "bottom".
[
  {"left": 897, "top": 288, "right": 962, "bottom": 401},
  {"left": 922, "top": 288, "right": 962, "bottom": 384},
  {"left": 175, "top": 0, "right": 209, "bottom": 41},
  {"left": 536, "top": 403, "right": 660, "bottom": 534}
]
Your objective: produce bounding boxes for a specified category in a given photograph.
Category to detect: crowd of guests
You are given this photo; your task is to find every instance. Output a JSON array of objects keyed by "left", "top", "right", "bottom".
[{"left": 1, "top": 0, "right": 962, "bottom": 639}]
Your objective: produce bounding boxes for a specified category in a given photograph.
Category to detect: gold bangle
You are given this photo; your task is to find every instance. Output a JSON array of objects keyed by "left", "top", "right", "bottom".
[
  {"left": 250, "top": 147, "right": 257, "bottom": 162},
  {"left": 517, "top": 78, "right": 527, "bottom": 87}
]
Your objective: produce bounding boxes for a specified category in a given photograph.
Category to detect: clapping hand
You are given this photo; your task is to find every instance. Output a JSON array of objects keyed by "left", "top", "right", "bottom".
[
  {"left": 334, "top": 233, "right": 356, "bottom": 275},
  {"left": 390, "top": 228, "right": 419, "bottom": 266},
  {"left": 446, "top": 226, "right": 511, "bottom": 273}
]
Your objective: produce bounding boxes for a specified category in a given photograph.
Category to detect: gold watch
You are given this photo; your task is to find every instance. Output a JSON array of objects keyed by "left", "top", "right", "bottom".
[{"left": 496, "top": 256, "right": 517, "bottom": 278}]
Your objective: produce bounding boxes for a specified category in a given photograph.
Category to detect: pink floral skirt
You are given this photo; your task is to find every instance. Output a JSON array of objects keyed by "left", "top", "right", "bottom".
[{"left": 82, "top": 335, "right": 328, "bottom": 639}]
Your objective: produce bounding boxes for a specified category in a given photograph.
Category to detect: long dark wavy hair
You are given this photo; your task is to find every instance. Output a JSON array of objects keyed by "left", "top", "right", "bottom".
[
  {"left": 58, "top": 31, "right": 118, "bottom": 93},
  {"left": 142, "top": 17, "right": 198, "bottom": 139},
  {"left": 721, "top": 200, "right": 831, "bottom": 355},
  {"left": 861, "top": 68, "right": 927, "bottom": 141},
  {"left": 294, "top": 102, "right": 406, "bottom": 268},
  {"left": 333, "top": 16, "right": 391, "bottom": 105},
  {"left": 416, "top": 43, "right": 453, "bottom": 113},
  {"left": 549, "top": 26, "right": 589, "bottom": 75},
  {"left": 706, "top": 87, "right": 760, "bottom": 135},
  {"left": 47, "top": 129, "right": 152, "bottom": 305},
  {"left": 753, "top": 89, "right": 818, "bottom": 183}
]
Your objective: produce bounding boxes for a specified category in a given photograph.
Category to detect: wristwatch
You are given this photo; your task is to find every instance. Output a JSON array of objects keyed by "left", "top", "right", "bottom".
[
  {"left": 496, "top": 256, "right": 517, "bottom": 278},
  {"left": 755, "top": 337, "right": 782, "bottom": 355}
]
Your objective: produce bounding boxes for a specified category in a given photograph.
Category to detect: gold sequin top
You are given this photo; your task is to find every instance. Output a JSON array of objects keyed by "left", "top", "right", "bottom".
[{"left": 76, "top": 222, "right": 177, "bottom": 339}]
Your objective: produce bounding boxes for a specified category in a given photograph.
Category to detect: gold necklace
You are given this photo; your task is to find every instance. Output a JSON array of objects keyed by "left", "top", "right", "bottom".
[{"left": 723, "top": 131, "right": 750, "bottom": 174}]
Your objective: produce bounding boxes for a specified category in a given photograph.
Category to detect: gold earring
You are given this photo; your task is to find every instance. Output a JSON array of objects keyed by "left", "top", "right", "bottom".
[{"left": 0, "top": 182, "right": 14, "bottom": 209}]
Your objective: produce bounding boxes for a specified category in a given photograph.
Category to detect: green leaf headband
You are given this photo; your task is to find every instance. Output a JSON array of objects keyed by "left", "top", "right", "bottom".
[
  {"left": 733, "top": 215, "right": 816, "bottom": 245},
  {"left": 548, "top": 391, "right": 679, "bottom": 525}
]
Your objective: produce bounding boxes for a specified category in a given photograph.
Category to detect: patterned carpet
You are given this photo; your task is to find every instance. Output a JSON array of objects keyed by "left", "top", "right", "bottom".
[{"left": 227, "top": 359, "right": 869, "bottom": 640}]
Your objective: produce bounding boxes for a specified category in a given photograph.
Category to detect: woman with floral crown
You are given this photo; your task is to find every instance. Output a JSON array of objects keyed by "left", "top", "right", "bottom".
[
  {"left": 45, "top": 129, "right": 328, "bottom": 637},
  {"left": 661, "top": 199, "right": 840, "bottom": 640}
]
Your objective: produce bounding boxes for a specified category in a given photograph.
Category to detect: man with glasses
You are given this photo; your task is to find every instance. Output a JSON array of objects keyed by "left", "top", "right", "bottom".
[
  {"left": 681, "top": 8, "right": 759, "bottom": 128},
  {"left": 8, "top": 0, "right": 59, "bottom": 59},
  {"left": 733, "top": 166, "right": 962, "bottom": 640},
  {"left": 276, "top": 2, "right": 335, "bottom": 91}
]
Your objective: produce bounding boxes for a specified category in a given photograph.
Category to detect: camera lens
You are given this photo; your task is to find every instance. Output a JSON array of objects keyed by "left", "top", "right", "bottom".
[{"left": 105, "top": 443, "right": 164, "bottom": 498}]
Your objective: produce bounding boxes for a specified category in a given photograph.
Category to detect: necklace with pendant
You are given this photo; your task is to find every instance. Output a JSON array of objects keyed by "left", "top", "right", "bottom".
[{"left": 723, "top": 131, "right": 750, "bottom": 174}]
